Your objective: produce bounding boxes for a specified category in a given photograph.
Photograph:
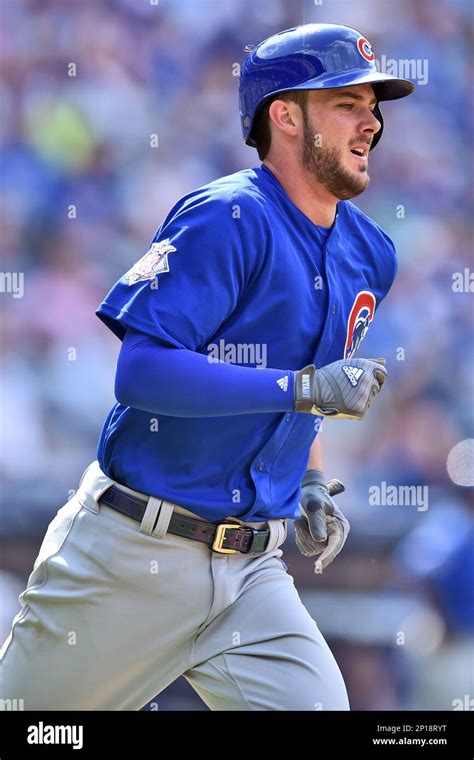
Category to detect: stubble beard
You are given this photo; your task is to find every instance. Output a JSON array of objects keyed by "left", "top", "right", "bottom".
[{"left": 301, "top": 111, "right": 370, "bottom": 200}]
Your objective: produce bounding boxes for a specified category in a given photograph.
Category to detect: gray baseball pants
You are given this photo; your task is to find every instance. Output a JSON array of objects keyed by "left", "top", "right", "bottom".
[{"left": 0, "top": 461, "right": 349, "bottom": 711}]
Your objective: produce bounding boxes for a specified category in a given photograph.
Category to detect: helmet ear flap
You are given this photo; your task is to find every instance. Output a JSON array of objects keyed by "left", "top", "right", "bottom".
[{"left": 370, "top": 103, "right": 384, "bottom": 150}]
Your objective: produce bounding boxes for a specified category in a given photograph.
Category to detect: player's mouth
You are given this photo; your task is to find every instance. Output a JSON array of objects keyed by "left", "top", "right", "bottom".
[{"left": 350, "top": 144, "right": 369, "bottom": 165}]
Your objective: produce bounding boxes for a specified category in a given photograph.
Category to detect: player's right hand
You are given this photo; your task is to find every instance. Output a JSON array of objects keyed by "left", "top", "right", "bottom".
[{"left": 294, "top": 358, "right": 387, "bottom": 420}]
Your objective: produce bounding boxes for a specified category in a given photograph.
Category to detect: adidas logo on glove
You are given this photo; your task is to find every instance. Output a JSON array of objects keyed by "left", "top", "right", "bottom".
[{"left": 342, "top": 365, "right": 364, "bottom": 386}]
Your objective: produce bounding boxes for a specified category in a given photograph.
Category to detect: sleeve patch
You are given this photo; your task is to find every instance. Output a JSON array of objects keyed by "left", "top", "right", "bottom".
[{"left": 126, "top": 239, "right": 177, "bottom": 285}]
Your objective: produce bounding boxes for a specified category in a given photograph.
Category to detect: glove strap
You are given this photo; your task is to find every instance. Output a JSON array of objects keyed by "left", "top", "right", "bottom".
[
  {"left": 294, "top": 364, "right": 317, "bottom": 412},
  {"left": 302, "top": 469, "right": 327, "bottom": 489}
]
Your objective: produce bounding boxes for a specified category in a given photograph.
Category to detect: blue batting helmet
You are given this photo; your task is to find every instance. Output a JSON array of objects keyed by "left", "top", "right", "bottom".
[{"left": 239, "top": 23, "right": 415, "bottom": 150}]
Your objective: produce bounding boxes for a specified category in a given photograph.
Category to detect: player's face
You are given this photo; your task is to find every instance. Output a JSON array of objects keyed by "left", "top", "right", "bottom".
[{"left": 300, "top": 85, "right": 381, "bottom": 200}]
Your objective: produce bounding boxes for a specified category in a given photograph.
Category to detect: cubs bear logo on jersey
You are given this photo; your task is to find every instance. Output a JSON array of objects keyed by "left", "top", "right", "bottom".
[{"left": 344, "top": 290, "right": 376, "bottom": 359}]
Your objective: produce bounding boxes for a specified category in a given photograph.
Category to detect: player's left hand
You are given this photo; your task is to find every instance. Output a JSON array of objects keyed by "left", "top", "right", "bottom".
[{"left": 294, "top": 469, "right": 350, "bottom": 572}]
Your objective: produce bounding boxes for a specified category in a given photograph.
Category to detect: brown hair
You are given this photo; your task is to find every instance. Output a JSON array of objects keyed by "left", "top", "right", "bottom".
[{"left": 251, "top": 90, "right": 308, "bottom": 160}]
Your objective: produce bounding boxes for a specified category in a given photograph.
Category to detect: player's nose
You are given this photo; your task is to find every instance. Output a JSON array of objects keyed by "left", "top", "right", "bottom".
[{"left": 363, "top": 108, "right": 382, "bottom": 139}]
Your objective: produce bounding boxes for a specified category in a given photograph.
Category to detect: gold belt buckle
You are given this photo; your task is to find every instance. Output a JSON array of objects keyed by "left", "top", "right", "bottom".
[{"left": 212, "top": 523, "right": 241, "bottom": 554}]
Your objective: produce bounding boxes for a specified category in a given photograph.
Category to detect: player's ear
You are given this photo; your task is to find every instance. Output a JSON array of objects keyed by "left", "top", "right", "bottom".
[{"left": 268, "top": 99, "right": 299, "bottom": 139}]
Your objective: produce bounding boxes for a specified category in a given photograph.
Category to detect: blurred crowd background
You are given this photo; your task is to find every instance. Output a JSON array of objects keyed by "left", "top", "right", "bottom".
[{"left": 1, "top": 0, "right": 473, "bottom": 711}]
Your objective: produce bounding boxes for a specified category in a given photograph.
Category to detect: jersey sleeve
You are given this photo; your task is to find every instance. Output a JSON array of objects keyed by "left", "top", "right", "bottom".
[{"left": 96, "top": 196, "right": 247, "bottom": 351}]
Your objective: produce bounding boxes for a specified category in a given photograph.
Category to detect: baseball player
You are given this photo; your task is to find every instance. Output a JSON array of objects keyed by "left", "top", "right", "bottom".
[{"left": 0, "top": 23, "right": 414, "bottom": 711}]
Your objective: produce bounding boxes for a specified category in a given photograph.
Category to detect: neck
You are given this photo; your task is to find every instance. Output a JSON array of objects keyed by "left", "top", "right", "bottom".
[{"left": 263, "top": 157, "right": 338, "bottom": 228}]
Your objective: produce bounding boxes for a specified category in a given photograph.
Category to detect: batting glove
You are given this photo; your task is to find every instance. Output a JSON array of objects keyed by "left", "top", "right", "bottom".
[
  {"left": 294, "top": 469, "right": 350, "bottom": 572},
  {"left": 294, "top": 357, "right": 387, "bottom": 419}
]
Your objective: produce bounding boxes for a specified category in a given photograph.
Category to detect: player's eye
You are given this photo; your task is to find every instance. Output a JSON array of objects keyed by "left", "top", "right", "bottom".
[{"left": 339, "top": 103, "right": 377, "bottom": 112}]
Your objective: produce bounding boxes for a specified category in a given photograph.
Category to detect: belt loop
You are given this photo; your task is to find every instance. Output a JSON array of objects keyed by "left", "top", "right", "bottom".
[
  {"left": 151, "top": 500, "right": 173, "bottom": 538},
  {"left": 265, "top": 519, "right": 287, "bottom": 552},
  {"left": 139, "top": 496, "right": 162, "bottom": 536}
]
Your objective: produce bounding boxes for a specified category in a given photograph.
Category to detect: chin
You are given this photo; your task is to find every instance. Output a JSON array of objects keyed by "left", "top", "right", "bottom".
[
  {"left": 350, "top": 170, "right": 370, "bottom": 191},
  {"left": 338, "top": 175, "right": 370, "bottom": 200}
]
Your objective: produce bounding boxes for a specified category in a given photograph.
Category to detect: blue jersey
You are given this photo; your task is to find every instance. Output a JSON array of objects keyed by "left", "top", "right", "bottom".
[{"left": 96, "top": 164, "right": 397, "bottom": 522}]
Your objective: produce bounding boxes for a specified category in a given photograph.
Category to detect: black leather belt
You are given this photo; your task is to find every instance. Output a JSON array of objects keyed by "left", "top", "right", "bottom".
[{"left": 98, "top": 485, "right": 271, "bottom": 554}]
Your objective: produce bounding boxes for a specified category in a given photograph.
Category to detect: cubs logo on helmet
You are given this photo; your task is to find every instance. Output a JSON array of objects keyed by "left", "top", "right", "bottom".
[
  {"left": 357, "top": 36, "right": 375, "bottom": 62},
  {"left": 344, "top": 291, "right": 376, "bottom": 359}
]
